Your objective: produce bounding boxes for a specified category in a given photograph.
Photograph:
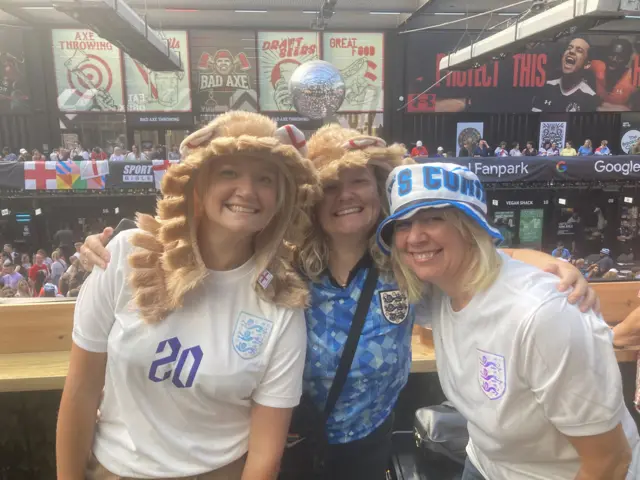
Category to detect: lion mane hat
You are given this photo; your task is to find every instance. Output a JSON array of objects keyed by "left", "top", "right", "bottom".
[{"left": 128, "top": 111, "right": 321, "bottom": 323}]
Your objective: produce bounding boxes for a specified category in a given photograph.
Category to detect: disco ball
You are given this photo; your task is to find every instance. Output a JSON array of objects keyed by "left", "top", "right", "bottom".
[{"left": 288, "top": 60, "right": 346, "bottom": 120}]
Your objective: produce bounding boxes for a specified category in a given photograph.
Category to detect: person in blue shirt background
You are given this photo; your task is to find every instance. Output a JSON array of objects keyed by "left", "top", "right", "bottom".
[
  {"left": 78, "top": 128, "right": 600, "bottom": 480},
  {"left": 552, "top": 241, "right": 572, "bottom": 260},
  {"left": 578, "top": 139, "right": 593, "bottom": 156},
  {"left": 473, "top": 139, "right": 491, "bottom": 157}
]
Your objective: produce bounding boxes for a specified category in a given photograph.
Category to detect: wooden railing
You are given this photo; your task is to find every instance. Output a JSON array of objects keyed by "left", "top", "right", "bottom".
[{"left": 0, "top": 282, "right": 639, "bottom": 392}]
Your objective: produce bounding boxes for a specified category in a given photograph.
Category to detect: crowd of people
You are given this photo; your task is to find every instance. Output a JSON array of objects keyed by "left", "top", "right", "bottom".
[
  {"left": 0, "top": 240, "right": 87, "bottom": 299},
  {"left": 411, "top": 137, "right": 640, "bottom": 159},
  {"left": 0, "top": 143, "right": 182, "bottom": 163},
  {"left": 550, "top": 242, "right": 637, "bottom": 281}
]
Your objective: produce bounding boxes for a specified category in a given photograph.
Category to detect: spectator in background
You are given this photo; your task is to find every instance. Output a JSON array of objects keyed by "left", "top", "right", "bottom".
[
  {"left": 587, "top": 248, "right": 614, "bottom": 279},
  {"left": 168, "top": 145, "right": 180, "bottom": 160},
  {"left": 50, "top": 250, "right": 67, "bottom": 287},
  {"left": 15, "top": 278, "right": 31, "bottom": 298},
  {"left": 595, "top": 140, "right": 611, "bottom": 155},
  {"left": 150, "top": 144, "right": 165, "bottom": 160},
  {"left": 18, "top": 148, "right": 30, "bottom": 162},
  {"left": 31, "top": 149, "right": 45, "bottom": 161},
  {"left": 510, "top": 142, "right": 522, "bottom": 156},
  {"left": 109, "top": 146, "right": 126, "bottom": 162},
  {"left": 31, "top": 269, "right": 47, "bottom": 297},
  {"left": 125, "top": 144, "right": 147, "bottom": 162},
  {"left": 20, "top": 253, "right": 31, "bottom": 274},
  {"left": 2, "top": 147, "right": 16, "bottom": 162},
  {"left": 538, "top": 141, "right": 551, "bottom": 156},
  {"left": 494, "top": 141, "right": 508, "bottom": 157},
  {"left": 435, "top": 146, "right": 446, "bottom": 158},
  {"left": 3, "top": 244, "right": 19, "bottom": 265},
  {"left": 523, "top": 141, "right": 537, "bottom": 156},
  {"left": 28, "top": 252, "right": 49, "bottom": 282},
  {"left": 473, "top": 139, "right": 491, "bottom": 157},
  {"left": 458, "top": 141, "right": 471, "bottom": 157},
  {"left": 91, "top": 147, "right": 108, "bottom": 160},
  {"left": 49, "top": 148, "right": 60, "bottom": 162},
  {"left": 547, "top": 142, "right": 560, "bottom": 156},
  {"left": 552, "top": 241, "right": 571, "bottom": 260},
  {"left": 578, "top": 139, "right": 593, "bottom": 155},
  {"left": 1, "top": 260, "right": 24, "bottom": 290},
  {"left": 561, "top": 141, "right": 577, "bottom": 156},
  {"left": 411, "top": 140, "right": 428, "bottom": 157},
  {"left": 631, "top": 138, "right": 640, "bottom": 155}
]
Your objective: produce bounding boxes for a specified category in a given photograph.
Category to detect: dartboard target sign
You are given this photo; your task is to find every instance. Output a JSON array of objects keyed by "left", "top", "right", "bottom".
[{"left": 67, "top": 54, "right": 113, "bottom": 96}]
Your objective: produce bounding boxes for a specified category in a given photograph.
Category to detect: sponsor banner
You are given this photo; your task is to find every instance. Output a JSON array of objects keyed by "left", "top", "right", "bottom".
[
  {"left": 456, "top": 122, "right": 483, "bottom": 156},
  {"left": 322, "top": 33, "right": 384, "bottom": 112},
  {"left": 257, "top": 31, "right": 320, "bottom": 111},
  {"left": 52, "top": 29, "right": 125, "bottom": 112},
  {"left": 0, "top": 28, "right": 30, "bottom": 113},
  {"left": 190, "top": 30, "right": 258, "bottom": 114},
  {"left": 126, "top": 112, "right": 193, "bottom": 127},
  {"left": 124, "top": 30, "right": 191, "bottom": 113},
  {"left": 106, "top": 161, "right": 180, "bottom": 189},
  {"left": 406, "top": 31, "right": 640, "bottom": 113},
  {"left": 447, "top": 156, "right": 640, "bottom": 182},
  {"left": 538, "top": 122, "right": 567, "bottom": 148},
  {"left": 620, "top": 112, "right": 640, "bottom": 153}
]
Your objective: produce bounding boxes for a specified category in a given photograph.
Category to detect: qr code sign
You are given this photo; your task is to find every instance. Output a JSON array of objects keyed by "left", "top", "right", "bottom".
[{"left": 538, "top": 121, "right": 566, "bottom": 147}]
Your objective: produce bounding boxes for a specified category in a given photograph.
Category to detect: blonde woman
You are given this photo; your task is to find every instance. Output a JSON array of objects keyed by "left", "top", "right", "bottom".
[
  {"left": 377, "top": 162, "right": 639, "bottom": 480},
  {"left": 56, "top": 112, "right": 321, "bottom": 480},
  {"left": 79, "top": 127, "right": 598, "bottom": 480}
]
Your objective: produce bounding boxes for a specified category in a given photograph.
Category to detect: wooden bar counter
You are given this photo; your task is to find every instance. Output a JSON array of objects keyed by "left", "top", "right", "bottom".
[{"left": 0, "top": 280, "right": 639, "bottom": 393}]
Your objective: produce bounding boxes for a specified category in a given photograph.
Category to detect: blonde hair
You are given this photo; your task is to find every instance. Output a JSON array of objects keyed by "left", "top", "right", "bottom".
[
  {"left": 297, "top": 124, "right": 408, "bottom": 281},
  {"left": 127, "top": 112, "right": 320, "bottom": 323},
  {"left": 390, "top": 208, "right": 503, "bottom": 304}
]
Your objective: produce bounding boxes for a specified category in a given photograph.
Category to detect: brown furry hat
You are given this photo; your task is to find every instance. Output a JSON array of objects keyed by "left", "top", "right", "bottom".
[
  {"left": 128, "top": 111, "right": 321, "bottom": 323},
  {"left": 306, "top": 124, "right": 408, "bottom": 185}
]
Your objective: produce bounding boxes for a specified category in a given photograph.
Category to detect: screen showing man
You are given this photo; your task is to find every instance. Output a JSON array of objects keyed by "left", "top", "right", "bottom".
[
  {"left": 532, "top": 38, "right": 600, "bottom": 113},
  {"left": 591, "top": 38, "right": 640, "bottom": 111}
]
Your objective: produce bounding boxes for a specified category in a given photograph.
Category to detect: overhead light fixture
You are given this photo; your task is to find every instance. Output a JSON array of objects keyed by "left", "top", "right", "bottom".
[
  {"left": 626, "top": 15, "right": 640, "bottom": 18},
  {"left": 35, "top": 208, "right": 42, "bottom": 216},
  {"left": 22, "top": 6, "right": 55, "bottom": 10},
  {"left": 438, "top": 0, "right": 629, "bottom": 72},
  {"left": 434, "top": 12, "right": 465, "bottom": 16},
  {"left": 303, "top": 10, "right": 318, "bottom": 14},
  {"left": 370, "top": 11, "right": 403, "bottom": 15},
  {"left": 235, "top": 9, "right": 268, "bottom": 13},
  {"left": 53, "top": 0, "right": 182, "bottom": 72},
  {"left": 165, "top": 8, "right": 199, "bottom": 12}
]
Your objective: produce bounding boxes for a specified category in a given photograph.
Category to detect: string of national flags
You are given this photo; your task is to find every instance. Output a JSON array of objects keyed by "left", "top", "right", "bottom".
[{"left": 14, "top": 160, "right": 180, "bottom": 191}]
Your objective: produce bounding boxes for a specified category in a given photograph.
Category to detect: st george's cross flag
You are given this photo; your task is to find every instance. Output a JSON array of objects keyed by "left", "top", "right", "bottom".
[{"left": 24, "top": 161, "right": 57, "bottom": 190}]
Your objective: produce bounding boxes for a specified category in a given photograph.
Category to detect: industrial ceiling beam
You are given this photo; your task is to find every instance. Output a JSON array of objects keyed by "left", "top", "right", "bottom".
[
  {"left": 0, "top": 2, "right": 40, "bottom": 25},
  {"left": 399, "top": 0, "right": 435, "bottom": 27}
]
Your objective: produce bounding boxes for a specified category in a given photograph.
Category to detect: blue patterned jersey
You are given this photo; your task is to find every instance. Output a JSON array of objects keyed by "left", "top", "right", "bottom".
[{"left": 304, "top": 261, "right": 414, "bottom": 444}]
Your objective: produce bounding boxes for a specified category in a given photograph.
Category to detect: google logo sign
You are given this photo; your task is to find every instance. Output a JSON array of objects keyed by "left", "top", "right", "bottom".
[{"left": 556, "top": 161, "right": 567, "bottom": 173}]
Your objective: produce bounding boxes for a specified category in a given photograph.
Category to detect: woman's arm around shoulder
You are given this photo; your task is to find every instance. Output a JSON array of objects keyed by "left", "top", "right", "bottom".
[
  {"left": 521, "top": 296, "right": 632, "bottom": 480},
  {"left": 242, "top": 309, "right": 306, "bottom": 480}
]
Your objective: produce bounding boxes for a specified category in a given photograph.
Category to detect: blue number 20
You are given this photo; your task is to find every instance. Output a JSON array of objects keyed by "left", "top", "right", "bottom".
[{"left": 148, "top": 337, "right": 203, "bottom": 389}]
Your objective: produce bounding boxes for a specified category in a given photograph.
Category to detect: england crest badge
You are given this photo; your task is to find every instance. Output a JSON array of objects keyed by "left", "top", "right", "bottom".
[
  {"left": 232, "top": 312, "right": 273, "bottom": 360},
  {"left": 477, "top": 349, "right": 506, "bottom": 400},
  {"left": 379, "top": 290, "right": 409, "bottom": 324}
]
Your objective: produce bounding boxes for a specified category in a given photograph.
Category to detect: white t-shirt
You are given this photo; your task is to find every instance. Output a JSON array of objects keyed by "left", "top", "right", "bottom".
[
  {"left": 420, "top": 253, "right": 640, "bottom": 480},
  {"left": 73, "top": 229, "right": 306, "bottom": 477}
]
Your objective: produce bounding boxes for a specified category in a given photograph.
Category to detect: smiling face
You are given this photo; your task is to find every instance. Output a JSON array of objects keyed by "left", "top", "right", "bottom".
[
  {"left": 199, "top": 156, "right": 279, "bottom": 238},
  {"left": 317, "top": 166, "right": 381, "bottom": 244},
  {"left": 608, "top": 41, "right": 632, "bottom": 71},
  {"left": 393, "top": 209, "right": 470, "bottom": 287},
  {"left": 562, "top": 38, "right": 590, "bottom": 75}
]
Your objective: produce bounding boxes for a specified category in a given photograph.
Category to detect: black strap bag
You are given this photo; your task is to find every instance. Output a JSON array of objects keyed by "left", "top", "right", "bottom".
[{"left": 279, "top": 267, "right": 380, "bottom": 480}]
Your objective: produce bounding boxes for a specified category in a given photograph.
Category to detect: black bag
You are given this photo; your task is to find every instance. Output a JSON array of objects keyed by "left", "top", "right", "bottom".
[{"left": 279, "top": 267, "right": 380, "bottom": 480}]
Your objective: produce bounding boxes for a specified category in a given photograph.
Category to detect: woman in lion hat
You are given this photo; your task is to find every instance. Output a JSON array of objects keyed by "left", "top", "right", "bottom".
[
  {"left": 78, "top": 124, "right": 598, "bottom": 480},
  {"left": 56, "top": 111, "right": 321, "bottom": 480}
]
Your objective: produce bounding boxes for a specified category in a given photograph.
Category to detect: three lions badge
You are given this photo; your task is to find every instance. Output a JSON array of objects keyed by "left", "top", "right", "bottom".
[
  {"left": 477, "top": 349, "right": 506, "bottom": 400},
  {"left": 379, "top": 290, "right": 409, "bottom": 324},
  {"left": 232, "top": 312, "right": 273, "bottom": 359}
]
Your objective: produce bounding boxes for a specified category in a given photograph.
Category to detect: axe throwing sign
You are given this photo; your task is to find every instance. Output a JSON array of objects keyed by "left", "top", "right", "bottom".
[
  {"left": 52, "top": 29, "right": 125, "bottom": 112},
  {"left": 124, "top": 30, "right": 192, "bottom": 113},
  {"left": 190, "top": 30, "right": 258, "bottom": 114}
]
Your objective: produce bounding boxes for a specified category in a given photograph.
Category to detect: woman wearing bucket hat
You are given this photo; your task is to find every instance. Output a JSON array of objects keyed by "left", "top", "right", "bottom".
[
  {"left": 78, "top": 127, "right": 598, "bottom": 480},
  {"left": 56, "top": 112, "right": 321, "bottom": 480},
  {"left": 377, "top": 162, "right": 639, "bottom": 480}
]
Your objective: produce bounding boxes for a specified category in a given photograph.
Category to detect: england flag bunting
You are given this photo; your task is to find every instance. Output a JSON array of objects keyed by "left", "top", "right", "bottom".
[{"left": 152, "top": 159, "right": 180, "bottom": 190}]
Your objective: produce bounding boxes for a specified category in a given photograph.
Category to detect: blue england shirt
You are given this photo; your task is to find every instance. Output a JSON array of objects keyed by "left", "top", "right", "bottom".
[{"left": 303, "top": 255, "right": 414, "bottom": 444}]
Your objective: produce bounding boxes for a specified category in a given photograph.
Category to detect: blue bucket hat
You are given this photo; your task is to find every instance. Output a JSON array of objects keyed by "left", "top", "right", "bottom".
[{"left": 376, "top": 163, "right": 503, "bottom": 255}]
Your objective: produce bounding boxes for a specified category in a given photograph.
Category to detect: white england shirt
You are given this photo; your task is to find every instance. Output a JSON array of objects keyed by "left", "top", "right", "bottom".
[
  {"left": 73, "top": 229, "right": 306, "bottom": 477},
  {"left": 422, "top": 253, "right": 640, "bottom": 479}
]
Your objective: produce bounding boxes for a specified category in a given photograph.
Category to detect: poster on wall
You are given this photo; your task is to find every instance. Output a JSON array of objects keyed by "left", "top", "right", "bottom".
[
  {"left": 0, "top": 29, "right": 30, "bottom": 113},
  {"left": 519, "top": 209, "right": 544, "bottom": 248},
  {"left": 124, "top": 30, "right": 191, "bottom": 112},
  {"left": 190, "top": 30, "right": 257, "bottom": 116},
  {"left": 455, "top": 122, "right": 483, "bottom": 156},
  {"left": 406, "top": 31, "right": 640, "bottom": 113},
  {"left": 257, "top": 31, "right": 320, "bottom": 111},
  {"left": 52, "top": 29, "right": 125, "bottom": 112},
  {"left": 620, "top": 112, "right": 640, "bottom": 153},
  {"left": 538, "top": 121, "right": 567, "bottom": 148},
  {"left": 322, "top": 33, "right": 384, "bottom": 112}
]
